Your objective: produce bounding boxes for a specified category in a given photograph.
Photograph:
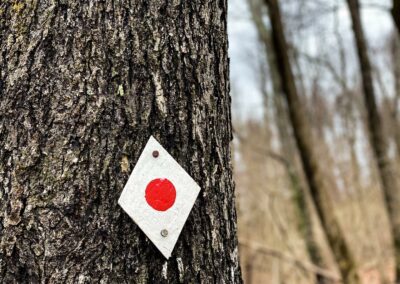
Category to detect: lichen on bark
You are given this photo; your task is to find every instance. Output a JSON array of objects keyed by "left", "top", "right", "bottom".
[{"left": 0, "top": 0, "right": 242, "bottom": 283}]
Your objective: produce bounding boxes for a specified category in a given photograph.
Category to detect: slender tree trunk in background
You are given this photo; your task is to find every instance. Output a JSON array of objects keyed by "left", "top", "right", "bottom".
[
  {"left": 342, "top": 94, "right": 391, "bottom": 284},
  {"left": 247, "top": 2, "right": 330, "bottom": 283},
  {"left": 0, "top": 1, "right": 242, "bottom": 283},
  {"left": 393, "top": 0, "right": 400, "bottom": 35},
  {"left": 392, "top": 37, "right": 400, "bottom": 160},
  {"left": 265, "top": 0, "right": 360, "bottom": 283},
  {"left": 347, "top": 0, "right": 400, "bottom": 281}
]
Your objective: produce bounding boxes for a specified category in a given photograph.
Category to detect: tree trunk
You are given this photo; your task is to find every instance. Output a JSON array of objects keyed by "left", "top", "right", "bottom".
[
  {"left": 0, "top": 1, "right": 242, "bottom": 283},
  {"left": 393, "top": 0, "right": 400, "bottom": 35},
  {"left": 347, "top": 0, "right": 400, "bottom": 281},
  {"left": 247, "top": 1, "right": 330, "bottom": 283},
  {"left": 264, "top": 0, "right": 360, "bottom": 283},
  {"left": 392, "top": 36, "right": 400, "bottom": 161}
]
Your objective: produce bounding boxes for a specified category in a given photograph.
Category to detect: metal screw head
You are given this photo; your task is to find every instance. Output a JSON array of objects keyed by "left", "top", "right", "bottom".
[
  {"left": 152, "top": 150, "right": 159, "bottom": 158},
  {"left": 161, "top": 229, "right": 168, "bottom": 237}
]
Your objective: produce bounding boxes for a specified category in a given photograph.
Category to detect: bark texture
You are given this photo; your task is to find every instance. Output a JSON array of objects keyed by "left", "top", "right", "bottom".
[
  {"left": 0, "top": 1, "right": 242, "bottom": 283},
  {"left": 247, "top": 1, "right": 330, "bottom": 283},
  {"left": 264, "top": 0, "right": 360, "bottom": 283},
  {"left": 347, "top": 0, "right": 400, "bottom": 281}
]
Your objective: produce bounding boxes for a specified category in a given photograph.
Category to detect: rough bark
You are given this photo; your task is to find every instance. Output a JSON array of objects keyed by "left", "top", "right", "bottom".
[
  {"left": 247, "top": 1, "right": 330, "bottom": 283},
  {"left": 264, "top": 0, "right": 360, "bottom": 283},
  {"left": 0, "top": 1, "right": 242, "bottom": 283},
  {"left": 347, "top": 0, "right": 400, "bottom": 281},
  {"left": 393, "top": 0, "right": 400, "bottom": 35}
]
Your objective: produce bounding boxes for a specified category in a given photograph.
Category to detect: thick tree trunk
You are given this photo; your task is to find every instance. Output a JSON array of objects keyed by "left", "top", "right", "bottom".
[
  {"left": 347, "top": 0, "right": 400, "bottom": 281},
  {"left": 0, "top": 1, "right": 242, "bottom": 283},
  {"left": 247, "top": 1, "right": 330, "bottom": 283},
  {"left": 264, "top": 0, "right": 360, "bottom": 283}
]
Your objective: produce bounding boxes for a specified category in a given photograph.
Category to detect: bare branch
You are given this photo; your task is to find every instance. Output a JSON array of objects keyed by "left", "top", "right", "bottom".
[{"left": 239, "top": 240, "right": 341, "bottom": 281}]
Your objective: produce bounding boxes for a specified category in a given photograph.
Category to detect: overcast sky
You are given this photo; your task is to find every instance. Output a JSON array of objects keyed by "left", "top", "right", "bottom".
[{"left": 228, "top": 0, "right": 395, "bottom": 120}]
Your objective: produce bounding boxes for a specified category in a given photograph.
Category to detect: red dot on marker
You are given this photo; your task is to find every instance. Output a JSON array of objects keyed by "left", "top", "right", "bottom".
[{"left": 145, "top": 178, "right": 176, "bottom": 211}]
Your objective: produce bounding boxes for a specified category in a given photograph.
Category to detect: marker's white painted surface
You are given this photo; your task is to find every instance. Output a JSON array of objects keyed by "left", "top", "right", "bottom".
[{"left": 118, "top": 136, "right": 201, "bottom": 259}]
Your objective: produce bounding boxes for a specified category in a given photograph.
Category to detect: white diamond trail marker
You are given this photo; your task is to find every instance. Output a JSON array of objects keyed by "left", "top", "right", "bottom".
[{"left": 118, "top": 136, "right": 200, "bottom": 259}]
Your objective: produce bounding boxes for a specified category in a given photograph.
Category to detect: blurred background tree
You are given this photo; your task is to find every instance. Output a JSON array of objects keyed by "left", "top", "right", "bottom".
[{"left": 230, "top": 0, "right": 400, "bottom": 283}]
